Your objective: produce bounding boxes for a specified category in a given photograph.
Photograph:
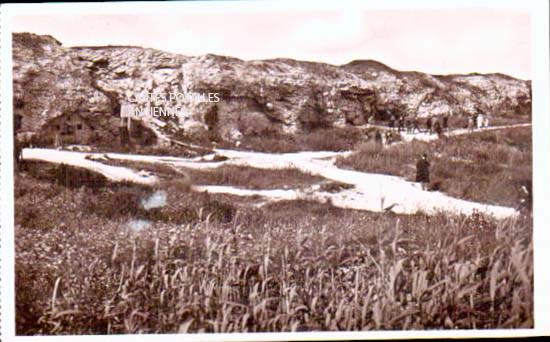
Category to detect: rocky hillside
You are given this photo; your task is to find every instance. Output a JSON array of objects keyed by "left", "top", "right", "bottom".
[{"left": 12, "top": 32, "right": 531, "bottom": 145}]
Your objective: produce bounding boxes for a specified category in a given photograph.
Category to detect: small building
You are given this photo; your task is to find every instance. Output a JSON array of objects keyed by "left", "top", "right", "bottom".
[{"left": 42, "top": 113, "right": 99, "bottom": 146}]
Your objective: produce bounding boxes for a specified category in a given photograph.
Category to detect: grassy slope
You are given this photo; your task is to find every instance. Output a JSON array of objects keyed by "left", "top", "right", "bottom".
[
  {"left": 15, "top": 171, "right": 533, "bottom": 334},
  {"left": 336, "top": 127, "right": 532, "bottom": 208}
]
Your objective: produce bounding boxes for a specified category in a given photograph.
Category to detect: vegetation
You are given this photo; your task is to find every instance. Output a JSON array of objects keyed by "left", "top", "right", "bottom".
[
  {"left": 336, "top": 127, "right": 532, "bottom": 208},
  {"left": 15, "top": 171, "right": 532, "bottom": 334},
  {"left": 96, "top": 159, "right": 325, "bottom": 190},
  {"left": 184, "top": 166, "right": 324, "bottom": 190},
  {"left": 14, "top": 123, "right": 533, "bottom": 335},
  {"left": 235, "top": 126, "right": 364, "bottom": 153}
]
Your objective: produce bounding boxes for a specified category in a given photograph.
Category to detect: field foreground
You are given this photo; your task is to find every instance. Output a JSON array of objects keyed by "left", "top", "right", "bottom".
[{"left": 15, "top": 178, "right": 533, "bottom": 334}]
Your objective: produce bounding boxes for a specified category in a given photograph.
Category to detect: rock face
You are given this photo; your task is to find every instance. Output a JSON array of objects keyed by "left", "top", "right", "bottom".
[{"left": 12, "top": 32, "right": 531, "bottom": 145}]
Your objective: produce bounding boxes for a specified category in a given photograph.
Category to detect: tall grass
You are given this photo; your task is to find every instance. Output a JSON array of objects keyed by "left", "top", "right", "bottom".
[{"left": 15, "top": 175, "right": 533, "bottom": 334}]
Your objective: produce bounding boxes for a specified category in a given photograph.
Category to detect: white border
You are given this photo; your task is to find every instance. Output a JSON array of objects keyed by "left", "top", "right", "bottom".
[
  {"left": 1, "top": 0, "right": 549, "bottom": 341},
  {"left": 531, "top": 0, "right": 550, "bottom": 335}
]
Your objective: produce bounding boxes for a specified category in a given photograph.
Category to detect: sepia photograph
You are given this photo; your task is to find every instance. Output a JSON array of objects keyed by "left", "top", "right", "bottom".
[{"left": 1, "top": 0, "right": 549, "bottom": 340}]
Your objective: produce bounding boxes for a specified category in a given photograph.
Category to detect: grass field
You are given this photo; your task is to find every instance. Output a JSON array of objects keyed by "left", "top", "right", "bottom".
[{"left": 15, "top": 168, "right": 533, "bottom": 334}]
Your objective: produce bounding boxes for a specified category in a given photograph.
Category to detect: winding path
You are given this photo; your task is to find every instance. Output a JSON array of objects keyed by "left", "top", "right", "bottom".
[{"left": 22, "top": 123, "right": 529, "bottom": 219}]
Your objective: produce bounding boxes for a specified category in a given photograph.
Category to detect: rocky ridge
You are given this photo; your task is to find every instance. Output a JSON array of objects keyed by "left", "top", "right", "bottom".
[{"left": 12, "top": 32, "right": 531, "bottom": 144}]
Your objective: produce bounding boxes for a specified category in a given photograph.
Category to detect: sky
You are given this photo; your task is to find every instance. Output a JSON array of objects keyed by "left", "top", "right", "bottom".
[{"left": 11, "top": 3, "right": 531, "bottom": 79}]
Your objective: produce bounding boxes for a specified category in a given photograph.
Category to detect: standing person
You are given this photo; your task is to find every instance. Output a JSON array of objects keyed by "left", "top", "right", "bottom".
[
  {"left": 483, "top": 115, "right": 490, "bottom": 129},
  {"left": 398, "top": 115, "right": 405, "bottom": 132},
  {"left": 476, "top": 113, "right": 484, "bottom": 130},
  {"left": 389, "top": 114, "right": 396, "bottom": 131},
  {"left": 468, "top": 115, "right": 475, "bottom": 132},
  {"left": 416, "top": 153, "right": 431, "bottom": 190},
  {"left": 434, "top": 120, "right": 443, "bottom": 137},
  {"left": 425, "top": 117, "right": 433, "bottom": 134},
  {"left": 412, "top": 117, "right": 420, "bottom": 134},
  {"left": 443, "top": 115, "right": 449, "bottom": 131},
  {"left": 374, "top": 130, "right": 383, "bottom": 145},
  {"left": 405, "top": 116, "right": 411, "bottom": 133}
]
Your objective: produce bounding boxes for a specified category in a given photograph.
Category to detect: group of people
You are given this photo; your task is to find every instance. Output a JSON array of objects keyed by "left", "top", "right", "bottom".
[
  {"left": 384, "top": 112, "right": 492, "bottom": 135},
  {"left": 468, "top": 113, "right": 490, "bottom": 132},
  {"left": 387, "top": 114, "right": 449, "bottom": 135}
]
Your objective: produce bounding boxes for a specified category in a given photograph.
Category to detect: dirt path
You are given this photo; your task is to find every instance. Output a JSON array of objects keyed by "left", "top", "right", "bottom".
[
  {"left": 396, "top": 123, "right": 531, "bottom": 143},
  {"left": 22, "top": 123, "right": 528, "bottom": 219},
  {"left": 187, "top": 151, "right": 516, "bottom": 219},
  {"left": 22, "top": 148, "right": 159, "bottom": 185}
]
